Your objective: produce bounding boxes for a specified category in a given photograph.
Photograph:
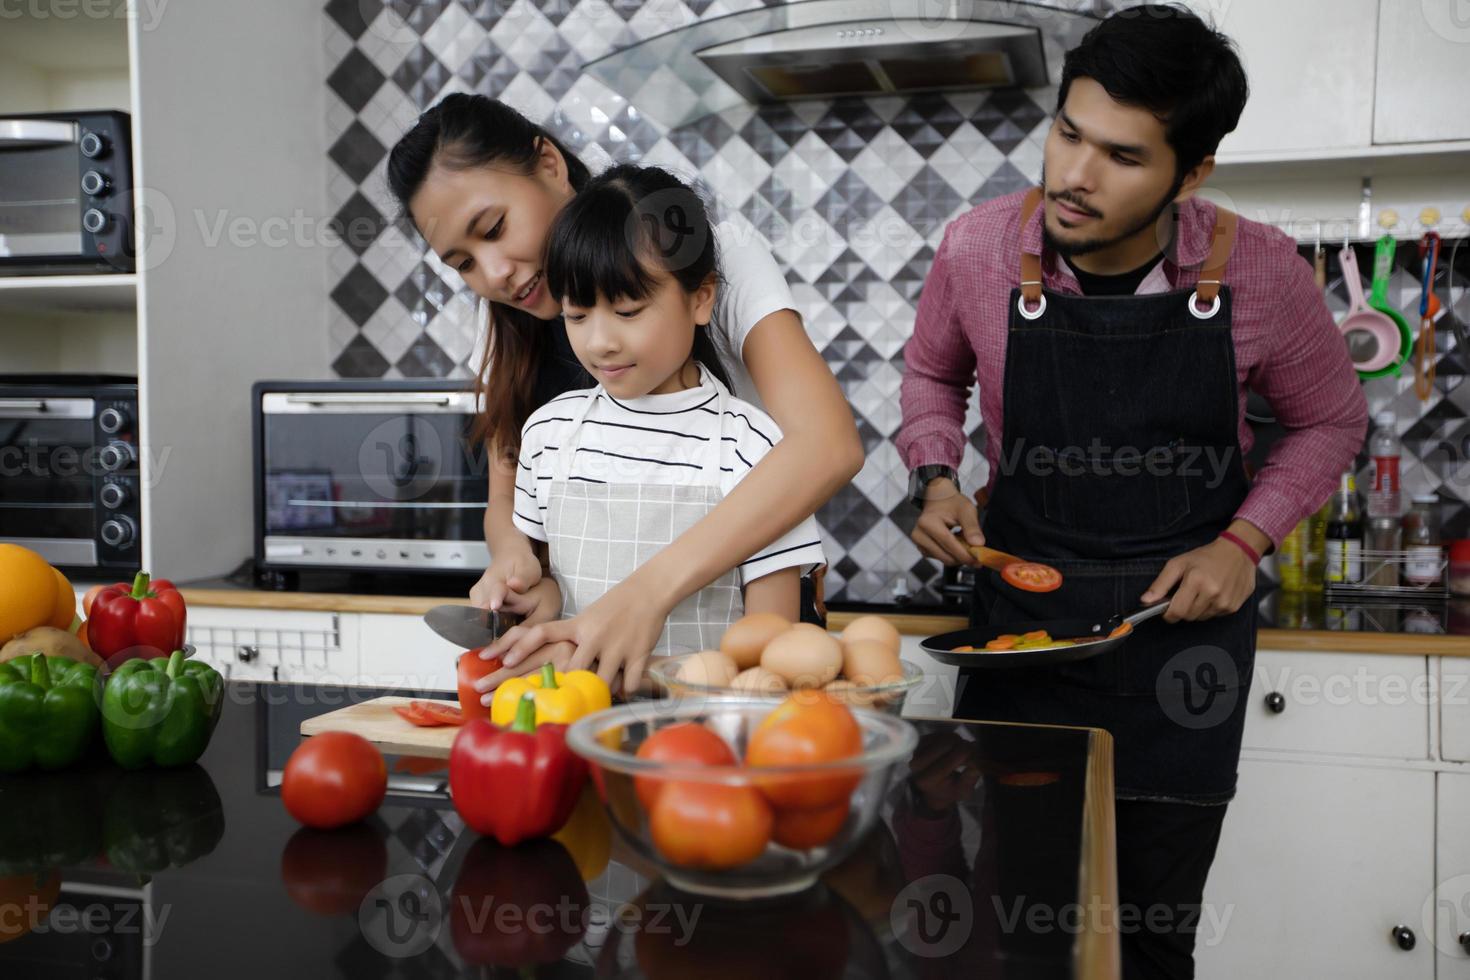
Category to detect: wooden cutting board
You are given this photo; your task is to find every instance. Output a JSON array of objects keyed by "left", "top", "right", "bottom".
[{"left": 299, "top": 696, "right": 466, "bottom": 758}]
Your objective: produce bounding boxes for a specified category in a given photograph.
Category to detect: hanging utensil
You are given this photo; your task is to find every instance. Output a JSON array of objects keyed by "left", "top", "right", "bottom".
[
  {"left": 1339, "top": 244, "right": 1406, "bottom": 378},
  {"left": 1415, "top": 232, "right": 1442, "bottom": 402},
  {"left": 1366, "top": 234, "right": 1416, "bottom": 377}
]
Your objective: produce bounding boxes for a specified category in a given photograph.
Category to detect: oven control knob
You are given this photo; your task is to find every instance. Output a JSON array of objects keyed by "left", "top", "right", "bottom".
[
  {"left": 83, "top": 208, "right": 111, "bottom": 234},
  {"left": 98, "top": 405, "right": 130, "bottom": 434},
  {"left": 79, "top": 131, "right": 109, "bottom": 159},
  {"left": 99, "top": 441, "right": 136, "bottom": 472},
  {"left": 81, "top": 170, "right": 111, "bottom": 197},
  {"left": 99, "top": 483, "right": 131, "bottom": 509},
  {"left": 100, "top": 516, "right": 136, "bottom": 549}
]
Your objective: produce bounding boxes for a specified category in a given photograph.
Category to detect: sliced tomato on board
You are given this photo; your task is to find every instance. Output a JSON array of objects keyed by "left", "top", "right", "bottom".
[
  {"left": 413, "top": 701, "right": 464, "bottom": 726},
  {"left": 393, "top": 704, "right": 439, "bottom": 727},
  {"left": 1001, "top": 562, "right": 1063, "bottom": 593}
]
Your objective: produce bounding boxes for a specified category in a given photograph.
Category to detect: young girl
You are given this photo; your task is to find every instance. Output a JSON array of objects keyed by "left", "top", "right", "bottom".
[{"left": 506, "top": 165, "right": 826, "bottom": 668}]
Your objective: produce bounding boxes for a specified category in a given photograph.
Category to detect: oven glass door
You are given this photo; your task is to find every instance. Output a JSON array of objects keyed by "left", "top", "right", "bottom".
[
  {"left": 261, "top": 394, "right": 487, "bottom": 542},
  {"left": 0, "top": 397, "right": 97, "bottom": 542},
  {"left": 0, "top": 121, "right": 82, "bottom": 258}
]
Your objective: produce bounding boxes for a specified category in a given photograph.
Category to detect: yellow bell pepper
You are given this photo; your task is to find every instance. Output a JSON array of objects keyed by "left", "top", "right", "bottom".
[{"left": 490, "top": 664, "right": 611, "bottom": 728}]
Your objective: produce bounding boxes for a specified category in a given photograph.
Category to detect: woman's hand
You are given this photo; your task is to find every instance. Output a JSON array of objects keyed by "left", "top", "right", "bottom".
[
  {"left": 469, "top": 544, "right": 544, "bottom": 612},
  {"left": 472, "top": 640, "right": 578, "bottom": 703},
  {"left": 910, "top": 477, "right": 984, "bottom": 566},
  {"left": 477, "top": 575, "right": 673, "bottom": 695}
]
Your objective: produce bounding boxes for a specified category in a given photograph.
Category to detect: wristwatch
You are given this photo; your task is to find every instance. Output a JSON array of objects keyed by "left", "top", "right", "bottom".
[{"left": 908, "top": 465, "right": 959, "bottom": 509}]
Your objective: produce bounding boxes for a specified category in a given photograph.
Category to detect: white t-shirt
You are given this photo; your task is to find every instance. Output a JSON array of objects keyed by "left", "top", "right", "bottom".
[
  {"left": 707, "top": 216, "right": 796, "bottom": 407},
  {"left": 513, "top": 366, "right": 826, "bottom": 587}
]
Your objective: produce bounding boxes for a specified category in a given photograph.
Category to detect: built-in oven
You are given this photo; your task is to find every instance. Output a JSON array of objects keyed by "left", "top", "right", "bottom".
[
  {"left": 252, "top": 380, "right": 489, "bottom": 588},
  {"left": 0, "top": 111, "right": 134, "bottom": 274},
  {"left": 0, "top": 374, "right": 141, "bottom": 573}
]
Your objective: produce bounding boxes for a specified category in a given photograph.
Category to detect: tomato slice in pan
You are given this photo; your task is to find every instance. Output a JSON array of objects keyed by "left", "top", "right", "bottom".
[{"left": 1001, "top": 562, "right": 1063, "bottom": 593}]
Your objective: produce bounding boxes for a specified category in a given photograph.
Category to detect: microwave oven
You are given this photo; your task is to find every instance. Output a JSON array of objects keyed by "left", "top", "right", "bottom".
[
  {"left": 0, "top": 374, "right": 142, "bottom": 573},
  {"left": 252, "top": 380, "right": 490, "bottom": 587},
  {"left": 0, "top": 110, "right": 135, "bottom": 274}
]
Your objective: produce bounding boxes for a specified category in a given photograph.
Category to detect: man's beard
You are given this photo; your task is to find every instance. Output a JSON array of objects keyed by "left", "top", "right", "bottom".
[{"left": 1041, "top": 171, "right": 1185, "bottom": 259}]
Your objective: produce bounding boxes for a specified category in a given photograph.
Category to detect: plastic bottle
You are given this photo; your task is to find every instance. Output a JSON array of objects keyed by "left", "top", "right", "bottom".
[
  {"left": 1278, "top": 520, "right": 1307, "bottom": 592},
  {"left": 1366, "top": 411, "right": 1402, "bottom": 518},
  {"left": 1305, "top": 502, "right": 1327, "bottom": 589}
]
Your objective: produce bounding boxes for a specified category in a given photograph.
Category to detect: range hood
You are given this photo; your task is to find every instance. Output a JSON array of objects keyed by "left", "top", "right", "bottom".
[{"left": 584, "top": 0, "right": 1102, "bottom": 129}]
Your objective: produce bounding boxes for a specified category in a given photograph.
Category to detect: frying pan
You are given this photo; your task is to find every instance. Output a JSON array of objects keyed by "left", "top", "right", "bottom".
[{"left": 921, "top": 599, "right": 1173, "bottom": 669}]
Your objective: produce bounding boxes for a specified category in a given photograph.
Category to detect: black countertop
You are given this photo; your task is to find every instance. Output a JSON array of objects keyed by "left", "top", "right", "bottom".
[{"left": 0, "top": 683, "right": 1116, "bottom": 979}]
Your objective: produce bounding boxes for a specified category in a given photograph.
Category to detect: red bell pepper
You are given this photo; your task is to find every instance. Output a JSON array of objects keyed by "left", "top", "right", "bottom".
[
  {"left": 449, "top": 693, "right": 587, "bottom": 846},
  {"left": 88, "top": 572, "right": 187, "bottom": 666}
]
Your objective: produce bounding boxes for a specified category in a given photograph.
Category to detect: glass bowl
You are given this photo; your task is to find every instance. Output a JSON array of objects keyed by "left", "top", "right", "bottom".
[
  {"left": 647, "top": 655, "right": 923, "bottom": 715},
  {"left": 565, "top": 695, "right": 918, "bottom": 899}
]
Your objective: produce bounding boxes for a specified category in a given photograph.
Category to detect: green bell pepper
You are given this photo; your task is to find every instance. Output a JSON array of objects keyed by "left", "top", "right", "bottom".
[
  {"left": 102, "top": 648, "right": 224, "bottom": 770},
  {"left": 0, "top": 653, "right": 101, "bottom": 773}
]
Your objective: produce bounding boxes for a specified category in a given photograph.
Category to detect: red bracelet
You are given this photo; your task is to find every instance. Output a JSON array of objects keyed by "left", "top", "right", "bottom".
[{"left": 1218, "top": 530, "right": 1261, "bottom": 565}]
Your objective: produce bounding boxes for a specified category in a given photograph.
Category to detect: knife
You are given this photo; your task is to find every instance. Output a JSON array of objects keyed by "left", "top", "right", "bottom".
[{"left": 423, "top": 605, "right": 521, "bottom": 650}]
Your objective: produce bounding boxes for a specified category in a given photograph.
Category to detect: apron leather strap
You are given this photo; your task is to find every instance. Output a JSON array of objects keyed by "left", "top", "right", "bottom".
[
  {"left": 1195, "top": 204, "right": 1238, "bottom": 304},
  {"left": 1017, "top": 186, "right": 1046, "bottom": 306}
]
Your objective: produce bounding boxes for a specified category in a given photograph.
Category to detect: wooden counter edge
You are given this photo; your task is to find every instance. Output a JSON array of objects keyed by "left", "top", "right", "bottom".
[
  {"left": 1077, "top": 728, "right": 1121, "bottom": 980},
  {"left": 175, "top": 589, "right": 1470, "bottom": 656}
]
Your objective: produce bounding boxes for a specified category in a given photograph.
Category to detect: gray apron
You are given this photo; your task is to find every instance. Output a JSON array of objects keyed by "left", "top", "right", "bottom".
[{"left": 545, "top": 373, "right": 744, "bottom": 654}]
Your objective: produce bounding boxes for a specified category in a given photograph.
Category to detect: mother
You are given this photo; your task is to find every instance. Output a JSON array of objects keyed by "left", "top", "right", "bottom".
[{"left": 386, "top": 94, "right": 862, "bottom": 689}]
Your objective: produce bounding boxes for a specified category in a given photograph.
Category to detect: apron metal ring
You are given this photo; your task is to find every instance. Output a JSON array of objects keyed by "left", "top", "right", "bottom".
[
  {"left": 1017, "top": 293, "right": 1047, "bottom": 320},
  {"left": 1188, "top": 290, "right": 1221, "bottom": 320}
]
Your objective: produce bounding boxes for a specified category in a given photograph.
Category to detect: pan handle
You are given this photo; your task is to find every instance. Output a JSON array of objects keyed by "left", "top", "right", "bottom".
[{"left": 1122, "top": 601, "right": 1173, "bottom": 628}]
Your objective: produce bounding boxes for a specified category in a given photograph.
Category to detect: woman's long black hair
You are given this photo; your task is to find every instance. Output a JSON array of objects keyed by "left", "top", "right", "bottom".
[
  {"left": 386, "top": 93, "right": 593, "bottom": 457},
  {"left": 543, "top": 163, "right": 734, "bottom": 392}
]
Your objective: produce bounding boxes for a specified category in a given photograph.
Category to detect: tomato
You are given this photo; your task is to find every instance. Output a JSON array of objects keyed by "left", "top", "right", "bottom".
[
  {"left": 634, "top": 722, "right": 737, "bottom": 810},
  {"left": 81, "top": 583, "right": 107, "bottom": 618},
  {"left": 746, "top": 694, "right": 863, "bottom": 810},
  {"left": 649, "top": 781, "right": 772, "bottom": 870},
  {"left": 279, "top": 823, "right": 388, "bottom": 916},
  {"left": 771, "top": 799, "right": 850, "bottom": 850},
  {"left": 281, "top": 732, "right": 387, "bottom": 829},
  {"left": 1001, "top": 561, "right": 1063, "bottom": 592},
  {"left": 458, "top": 650, "right": 503, "bottom": 723}
]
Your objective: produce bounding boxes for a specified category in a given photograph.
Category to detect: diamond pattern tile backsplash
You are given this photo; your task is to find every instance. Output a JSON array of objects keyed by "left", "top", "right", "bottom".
[{"left": 321, "top": 0, "right": 1470, "bottom": 605}]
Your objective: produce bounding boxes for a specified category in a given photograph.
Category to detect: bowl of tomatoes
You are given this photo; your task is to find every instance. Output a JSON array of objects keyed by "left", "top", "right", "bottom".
[{"left": 565, "top": 693, "right": 917, "bottom": 899}]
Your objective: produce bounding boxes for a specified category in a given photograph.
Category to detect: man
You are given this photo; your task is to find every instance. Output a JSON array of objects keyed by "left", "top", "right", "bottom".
[{"left": 896, "top": 5, "right": 1368, "bottom": 977}]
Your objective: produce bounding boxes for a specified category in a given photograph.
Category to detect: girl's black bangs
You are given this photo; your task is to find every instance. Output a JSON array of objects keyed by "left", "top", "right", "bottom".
[{"left": 544, "top": 187, "right": 658, "bottom": 308}]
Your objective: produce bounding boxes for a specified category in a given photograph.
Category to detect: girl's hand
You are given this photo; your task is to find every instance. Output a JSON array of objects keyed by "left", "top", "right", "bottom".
[
  {"left": 480, "top": 576, "right": 672, "bottom": 695},
  {"left": 474, "top": 640, "right": 578, "bottom": 701},
  {"left": 497, "top": 577, "right": 563, "bottom": 628},
  {"left": 469, "top": 545, "right": 544, "bottom": 612}
]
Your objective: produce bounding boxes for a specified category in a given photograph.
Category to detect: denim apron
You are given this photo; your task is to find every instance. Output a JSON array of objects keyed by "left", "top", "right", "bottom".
[{"left": 954, "top": 187, "right": 1257, "bottom": 804}]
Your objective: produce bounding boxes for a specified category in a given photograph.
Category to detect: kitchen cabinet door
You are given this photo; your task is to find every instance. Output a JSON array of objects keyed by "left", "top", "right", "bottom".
[
  {"left": 1374, "top": 0, "right": 1470, "bottom": 144},
  {"left": 1436, "top": 773, "right": 1470, "bottom": 972},
  {"left": 1178, "top": 0, "right": 1378, "bottom": 156},
  {"left": 1442, "top": 657, "right": 1470, "bottom": 762},
  {"left": 1196, "top": 760, "right": 1434, "bottom": 979},
  {"left": 356, "top": 612, "right": 462, "bottom": 692}
]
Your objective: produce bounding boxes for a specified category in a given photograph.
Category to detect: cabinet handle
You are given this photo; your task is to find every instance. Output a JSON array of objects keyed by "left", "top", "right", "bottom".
[
  {"left": 1459, "top": 931, "right": 1470, "bottom": 954},
  {"left": 1264, "top": 692, "right": 1286, "bottom": 714},
  {"left": 237, "top": 645, "right": 258, "bottom": 664},
  {"left": 1391, "top": 925, "right": 1416, "bottom": 951}
]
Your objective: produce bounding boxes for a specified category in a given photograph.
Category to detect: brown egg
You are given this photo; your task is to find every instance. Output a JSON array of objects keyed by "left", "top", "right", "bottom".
[
  {"left": 842, "top": 639, "right": 905, "bottom": 688},
  {"left": 840, "top": 615, "right": 901, "bottom": 657},
  {"left": 761, "top": 627, "right": 843, "bottom": 689},
  {"left": 731, "top": 666, "right": 788, "bottom": 695},
  {"left": 720, "top": 612, "right": 793, "bottom": 670},
  {"left": 675, "top": 650, "right": 739, "bottom": 688}
]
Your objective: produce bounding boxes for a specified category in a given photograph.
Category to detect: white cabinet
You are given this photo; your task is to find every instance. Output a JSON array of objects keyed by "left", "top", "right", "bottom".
[
  {"left": 1436, "top": 774, "right": 1470, "bottom": 972},
  {"left": 1373, "top": 0, "right": 1470, "bottom": 144},
  {"left": 185, "top": 606, "right": 357, "bottom": 685},
  {"left": 356, "top": 612, "right": 463, "bottom": 692},
  {"left": 1183, "top": 0, "right": 1378, "bottom": 157},
  {"left": 1197, "top": 759, "right": 1435, "bottom": 979},
  {"left": 1442, "top": 657, "right": 1470, "bottom": 763},
  {"left": 1245, "top": 650, "right": 1430, "bottom": 760}
]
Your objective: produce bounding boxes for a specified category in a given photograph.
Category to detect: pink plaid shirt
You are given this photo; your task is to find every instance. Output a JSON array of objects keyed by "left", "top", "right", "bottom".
[{"left": 897, "top": 189, "right": 1369, "bottom": 548}]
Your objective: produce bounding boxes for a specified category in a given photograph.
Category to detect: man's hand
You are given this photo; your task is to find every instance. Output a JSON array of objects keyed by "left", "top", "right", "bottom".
[
  {"left": 1141, "top": 521, "right": 1268, "bottom": 622},
  {"left": 911, "top": 477, "right": 984, "bottom": 566}
]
